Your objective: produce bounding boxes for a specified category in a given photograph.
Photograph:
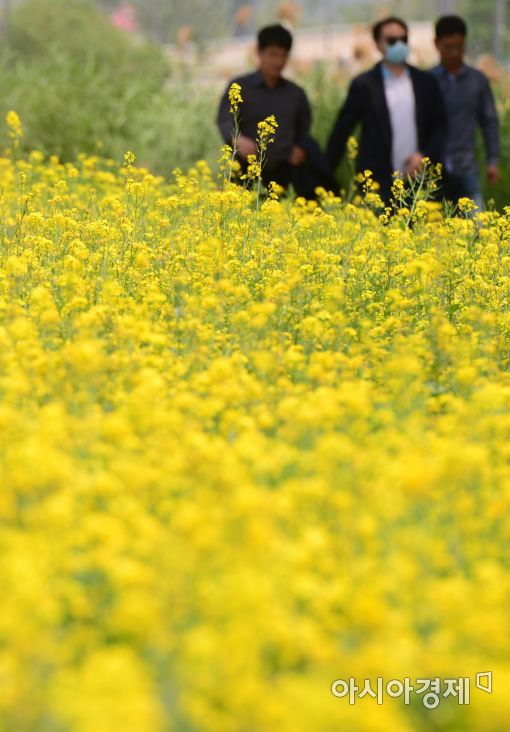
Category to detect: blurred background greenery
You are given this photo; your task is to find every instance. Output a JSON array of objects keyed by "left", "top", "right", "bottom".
[
  {"left": 0, "top": 0, "right": 508, "bottom": 207},
  {"left": 0, "top": 0, "right": 221, "bottom": 169}
]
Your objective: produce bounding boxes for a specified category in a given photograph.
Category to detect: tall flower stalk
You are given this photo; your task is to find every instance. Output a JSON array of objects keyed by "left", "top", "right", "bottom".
[
  {"left": 227, "top": 83, "right": 243, "bottom": 183},
  {"left": 222, "top": 86, "right": 278, "bottom": 209}
]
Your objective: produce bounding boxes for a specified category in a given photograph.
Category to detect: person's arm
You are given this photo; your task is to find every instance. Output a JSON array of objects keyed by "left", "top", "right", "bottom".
[
  {"left": 478, "top": 75, "right": 500, "bottom": 182},
  {"left": 420, "top": 75, "right": 448, "bottom": 166},
  {"left": 326, "top": 79, "right": 363, "bottom": 171}
]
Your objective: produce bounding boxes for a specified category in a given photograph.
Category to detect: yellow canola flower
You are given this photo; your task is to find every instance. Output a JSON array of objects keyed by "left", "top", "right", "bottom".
[
  {"left": 458, "top": 196, "right": 478, "bottom": 214},
  {"left": 228, "top": 82, "right": 243, "bottom": 113},
  {"left": 257, "top": 114, "right": 278, "bottom": 151},
  {"left": 347, "top": 135, "right": 358, "bottom": 160},
  {"left": 6, "top": 110, "right": 23, "bottom": 140},
  {"left": 0, "top": 133, "right": 507, "bottom": 732}
]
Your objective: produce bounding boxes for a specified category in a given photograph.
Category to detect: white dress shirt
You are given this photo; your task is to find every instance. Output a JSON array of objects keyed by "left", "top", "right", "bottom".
[{"left": 382, "top": 65, "right": 418, "bottom": 175}]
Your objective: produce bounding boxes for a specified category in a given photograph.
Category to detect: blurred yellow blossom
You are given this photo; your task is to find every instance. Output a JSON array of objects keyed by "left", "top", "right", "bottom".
[{"left": 0, "top": 126, "right": 507, "bottom": 732}]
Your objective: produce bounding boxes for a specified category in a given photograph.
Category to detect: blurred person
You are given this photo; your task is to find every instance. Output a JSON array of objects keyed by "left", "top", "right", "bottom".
[
  {"left": 217, "top": 24, "right": 336, "bottom": 198},
  {"left": 431, "top": 15, "right": 500, "bottom": 209},
  {"left": 232, "top": 4, "right": 253, "bottom": 38},
  {"left": 326, "top": 17, "right": 447, "bottom": 203},
  {"left": 277, "top": 1, "right": 301, "bottom": 31}
]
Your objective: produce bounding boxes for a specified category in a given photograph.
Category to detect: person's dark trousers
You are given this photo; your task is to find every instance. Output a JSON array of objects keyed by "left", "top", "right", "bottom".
[
  {"left": 263, "top": 137, "right": 339, "bottom": 200},
  {"left": 441, "top": 171, "right": 484, "bottom": 210},
  {"left": 262, "top": 162, "right": 329, "bottom": 200},
  {"left": 374, "top": 178, "right": 392, "bottom": 207}
]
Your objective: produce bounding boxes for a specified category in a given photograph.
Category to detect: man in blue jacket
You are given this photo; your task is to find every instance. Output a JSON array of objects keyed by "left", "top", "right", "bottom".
[
  {"left": 430, "top": 15, "right": 500, "bottom": 209},
  {"left": 327, "top": 17, "right": 447, "bottom": 203}
]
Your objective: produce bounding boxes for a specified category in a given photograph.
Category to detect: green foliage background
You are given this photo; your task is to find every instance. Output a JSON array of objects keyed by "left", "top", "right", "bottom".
[{"left": 0, "top": 0, "right": 218, "bottom": 169}]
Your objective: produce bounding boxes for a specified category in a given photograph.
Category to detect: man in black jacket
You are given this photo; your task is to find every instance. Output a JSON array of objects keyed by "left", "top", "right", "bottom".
[
  {"left": 217, "top": 24, "right": 337, "bottom": 198},
  {"left": 327, "top": 17, "right": 447, "bottom": 203}
]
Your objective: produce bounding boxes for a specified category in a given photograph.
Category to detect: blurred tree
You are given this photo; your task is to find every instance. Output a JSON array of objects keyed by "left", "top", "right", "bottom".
[
  {"left": 0, "top": 0, "right": 170, "bottom": 161},
  {"left": 128, "top": 0, "right": 229, "bottom": 43},
  {"left": 460, "top": 0, "right": 509, "bottom": 58},
  {"left": 9, "top": 0, "right": 164, "bottom": 77},
  {"left": 438, "top": 0, "right": 457, "bottom": 10},
  {"left": 0, "top": 0, "right": 12, "bottom": 35},
  {"left": 493, "top": 0, "right": 507, "bottom": 58}
]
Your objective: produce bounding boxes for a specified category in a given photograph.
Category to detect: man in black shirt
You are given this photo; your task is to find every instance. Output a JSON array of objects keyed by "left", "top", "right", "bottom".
[{"left": 217, "top": 24, "right": 336, "bottom": 197}]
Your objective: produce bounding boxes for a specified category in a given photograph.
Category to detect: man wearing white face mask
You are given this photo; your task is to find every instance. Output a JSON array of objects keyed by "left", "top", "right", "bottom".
[{"left": 327, "top": 17, "right": 447, "bottom": 203}]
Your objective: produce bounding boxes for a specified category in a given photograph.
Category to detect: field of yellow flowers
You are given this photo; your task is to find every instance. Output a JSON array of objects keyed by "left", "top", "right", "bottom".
[{"left": 1, "top": 112, "right": 510, "bottom": 732}]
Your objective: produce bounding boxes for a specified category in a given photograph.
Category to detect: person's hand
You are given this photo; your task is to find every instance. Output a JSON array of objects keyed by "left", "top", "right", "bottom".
[
  {"left": 236, "top": 135, "right": 257, "bottom": 159},
  {"left": 404, "top": 152, "right": 424, "bottom": 177},
  {"left": 487, "top": 164, "right": 501, "bottom": 185},
  {"left": 289, "top": 145, "right": 307, "bottom": 166}
]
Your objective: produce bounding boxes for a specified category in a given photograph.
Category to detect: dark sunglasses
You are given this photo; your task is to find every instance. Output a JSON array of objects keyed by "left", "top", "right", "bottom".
[{"left": 385, "top": 35, "right": 408, "bottom": 45}]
